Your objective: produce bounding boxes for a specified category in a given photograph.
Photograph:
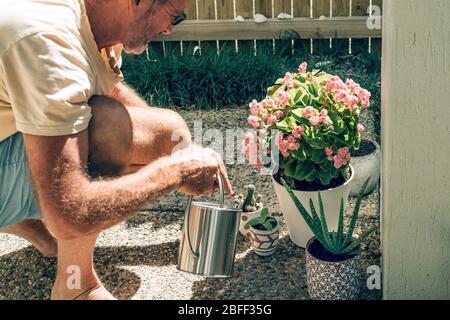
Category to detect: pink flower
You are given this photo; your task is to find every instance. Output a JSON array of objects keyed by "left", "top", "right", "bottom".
[
  {"left": 276, "top": 111, "right": 284, "bottom": 119},
  {"left": 325, "top": 75, "right": 347, "bottom": 93},
  {"left": 358, "top": 89, "right": 371, "bottom": 108},
  {"left": 336, "top": 90, "right": 348, "bottom": 101},
  {"left": 337, "top": 147, "right": 350, "bottom": 158},
  {"left": 287, "top": 142, "right": 300, "bottom": 151},
  {"left": 324, "top": 147, "right": 334, "bottom": 161},
  {"left": 267, "top": 115, "right": 278, "bottom": 126},
  {"left": 333, "top": 147, "right": 350, "bottom": 168},
  {"left": 261, "top": 111, "right": 269, "bottom": 121},
  {"left": 298, "top": 62, "right": 308, "bottom": 74},
  {"left": 357, "top": 124, "right": 365, "bottom": 133},
  {"left": 344, "top": 95, "right": 359, "bottom": 110},
  {"left": 276, "top": 90, "right": 290, "bottom": 107},
  {"left": 303, "top": 106, "right": 314, "bottom": 118},
  {"left": 249, "top": 99, "right": 260, "bottom": 116},
  {"left": 287, "top": 135, "right": 296, "bottom": 143},
  {"left": 345, "top": 79, "right": 361, "bottom": 95},
  {"left": 320, "top": 109, "right": 328, "bottom": 117},
  {"left": 247, "top": 115, "right": 260, "bottom": 129},
  {"left": 333, "top": 156, "right": 345, "bottom": 169},
  {"left": 276, "top": 131, "right": 284, "bottom": 146},
  {"left": 277, "top": 137, "right": 291, "bottom": 158},
  {"left": 319, "top": 116, "right": 329, "bottom": 124},
  {"left": 261, "top": 97, "right": 276, "bottom": 110},
  {"left": 292, "top": 125, "right": 304, "bottom": 138},
  {"left": 283, "top": 72, "right": 295, "bottom": 87},
  {"left": 336, "top": 90, "right": 359, "bottom": 109},
  {"left": 309, "top": 116, "right": 320, "bottom": 126},
  {"left": 281, "top": 150, "right": 290, "bottom": 158}
]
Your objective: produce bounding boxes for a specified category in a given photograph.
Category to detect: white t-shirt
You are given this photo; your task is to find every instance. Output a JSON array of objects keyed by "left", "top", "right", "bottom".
[{"left": 0, "top": 0, "right": 124, "bottom": 142}]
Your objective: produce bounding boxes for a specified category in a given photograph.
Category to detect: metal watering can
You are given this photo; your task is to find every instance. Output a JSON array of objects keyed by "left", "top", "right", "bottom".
[{"left": 177, "top": 173, "right": 242, "bottom": 277}]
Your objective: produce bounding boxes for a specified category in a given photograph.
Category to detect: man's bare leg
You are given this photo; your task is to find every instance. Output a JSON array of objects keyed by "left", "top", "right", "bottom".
[
  {"left": 0, "top": 219, "right": 57, "bottom": 258},
  {"left": 51, "top": 232, "right": 115, "bottom": 300}
]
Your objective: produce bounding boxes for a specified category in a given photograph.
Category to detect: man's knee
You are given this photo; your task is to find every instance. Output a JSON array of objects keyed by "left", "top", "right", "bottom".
[
  {"left": 88, "top": 96, "right": 133, "bottom": 177},
  {"left": 163, "top": 109, "right": 191, "bottom": 154}
]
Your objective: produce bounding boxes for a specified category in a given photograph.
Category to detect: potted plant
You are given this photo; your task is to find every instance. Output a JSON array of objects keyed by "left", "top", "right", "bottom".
[
  {"left": 247, "top": 208, "right": 280, "bottom": 257},
  {"left": 232, "top": 185, "right": 263, "bottom": 236},
  {"left": 243, "top": 62, "right": 371, "bottom": 247},
  {"left": 349, "top": 139, "right": 380, "bottom": 197},
  {"left": 282, "top": 178, "right": 374, "bottom": 300}
]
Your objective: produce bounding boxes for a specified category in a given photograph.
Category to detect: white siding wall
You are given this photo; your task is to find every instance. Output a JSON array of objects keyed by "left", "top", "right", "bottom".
[{"left": 382, "top": 0, "right": 450, "bottom": 299}]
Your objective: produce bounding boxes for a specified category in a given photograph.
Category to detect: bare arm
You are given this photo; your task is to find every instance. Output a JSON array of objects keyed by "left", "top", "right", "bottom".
[
  {"left": 23, "top": 130, "right": 220, "bottom": 239},
  {"left": 110, "top": 82, "right": 234, "bottom": 194},
  {"left": 110, "top": 82, "right": 148, "bottom": 108}
]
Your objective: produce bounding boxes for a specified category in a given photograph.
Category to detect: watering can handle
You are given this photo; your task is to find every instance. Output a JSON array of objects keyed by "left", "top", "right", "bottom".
[{"left": 185, "top": 171, "right": 224, "bottom": 257}]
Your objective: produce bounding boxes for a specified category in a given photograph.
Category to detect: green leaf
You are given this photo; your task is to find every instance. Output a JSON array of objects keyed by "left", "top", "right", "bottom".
[
  {"left": 318, "top": 171, "right": 332, "bottom": 185},
  {"left": 340, "top": 228, "right": 374, "bottom": 255},
  {"left": 267, "top": 84, "right": 281, "bottom": 96},
  {"left": 288, "top": 88, "right": 299, "bottom": 103},
  {"left": 311, "top": 149, "right": 328, "bottom": 164},
  {"left": 248, "top": 217, "right": 260, "bottom": 226},
  {"left": 294, "top": 161, "right": 316, "bottom": 181},
  {"left": 353, "top": 133, "right": 361, "bottom": 149},
  {"left": 343, "top": 178, "right": 370, "bottom": 247},
  {"left": 291, "top": 148, "right": 308, "bottom": 161},
  {"left": 283, "top": 158, "right": 297, "bottom": 178},
  {"left": 308, "top": 84, "right": 318, "bottom": 97},
  {"left": 317, "top": 192, "right": 334, "bottom": 252},
  {"left": 328, "top": 112, "right": 346, "bottom": 134},
  {"left": 336, "top": 198, "right": 345, "bottom": 249},
  {"left": 309, "top": 198, "right": 322, "bottom": 231},
  {"left": 330, "top": 232, "right": 339, "bottom": 252},
  {"left": 276, "top": 120, "right": 289, "bottom": 131},
  {"left": 260, "top": 207, "right": 269, "bottom": 220},
  {"left": 281, "top": 178, "right": 323, "bottom": 238},
  {"left": 263, "top": 220, "right": 274, "bottom": 232},
  {"left": 303, "top": 127, "right": 326, "bottom": 149}
]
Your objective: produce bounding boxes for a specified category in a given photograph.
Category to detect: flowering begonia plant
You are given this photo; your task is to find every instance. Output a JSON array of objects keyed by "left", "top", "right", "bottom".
[{"left": 243, "top": 62, "right": 371, "bottom": 186}]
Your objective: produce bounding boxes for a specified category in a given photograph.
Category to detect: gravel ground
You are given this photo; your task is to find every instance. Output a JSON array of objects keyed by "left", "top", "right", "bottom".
[{"left": 0, "top": 106, "right": 381, "bottom": 300}]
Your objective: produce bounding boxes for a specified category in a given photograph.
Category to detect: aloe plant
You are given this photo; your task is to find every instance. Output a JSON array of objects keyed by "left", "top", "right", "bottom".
[
  {"left": 248, "top": 208, "right": 277, "bottom": 232},
  {"left": 281, "top": 177, "right": 375, "bottom": 256}
]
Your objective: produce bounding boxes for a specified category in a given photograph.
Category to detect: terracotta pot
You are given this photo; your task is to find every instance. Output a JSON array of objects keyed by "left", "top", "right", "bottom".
[
  {"left": 248, "top": 219, "right": 280, "bottom": 256},
  {"left": 272, "top": 165, "right": 354, "bottom": 248},
  {"left": 305, "top": 237, "right": 361, "bottom": 300}
]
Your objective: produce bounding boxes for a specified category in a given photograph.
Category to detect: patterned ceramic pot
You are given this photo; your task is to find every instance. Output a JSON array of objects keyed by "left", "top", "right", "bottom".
[
  {"left": 239, "top": 207, "right": 263, "bottom": 236},
  {"left": 306, "top": 237, "right": 361, "bottom": 300},
  {"left": 249, "top": 219, "right": 280, "bottom": 256}
]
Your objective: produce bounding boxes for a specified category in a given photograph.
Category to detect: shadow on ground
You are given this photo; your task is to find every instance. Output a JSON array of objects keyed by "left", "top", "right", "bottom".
[{"left": 0, "top": 241, "right": 179, "bottom": 300}]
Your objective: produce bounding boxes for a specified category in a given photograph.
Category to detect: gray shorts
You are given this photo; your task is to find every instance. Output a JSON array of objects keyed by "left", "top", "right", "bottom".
[{"left": 0, "top": 133, "right": 40, "bottom": 228}]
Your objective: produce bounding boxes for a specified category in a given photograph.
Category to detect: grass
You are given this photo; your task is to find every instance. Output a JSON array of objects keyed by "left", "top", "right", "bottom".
[{"left": 122, "top": 39, "right": 381, "bottom": 141}]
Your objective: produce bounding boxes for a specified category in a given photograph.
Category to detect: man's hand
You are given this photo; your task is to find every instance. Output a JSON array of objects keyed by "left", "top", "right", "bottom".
[{"left": 168, "top": 144, "right": 233, "bottom": 196}]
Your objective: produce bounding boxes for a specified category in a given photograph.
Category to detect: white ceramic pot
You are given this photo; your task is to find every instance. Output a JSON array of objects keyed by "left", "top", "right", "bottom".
[
  {"left": 306, "top": 237, "right": 361, "bottom": 300},
  {"left": 349, "top": 140, "right": 381, "bottom": 197},
  {"left": 271, "top": 165, "right": 354, "bottom": 248},
  {"left": 239, "top": 207, "right": 263, "bottom": 236},
  {"left": 248, "top": 219, "right": 280, "bottom": 256}
]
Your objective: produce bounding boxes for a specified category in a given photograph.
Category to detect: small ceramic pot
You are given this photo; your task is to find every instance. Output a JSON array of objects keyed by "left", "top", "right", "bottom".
[{"left": 248, "top": 219, "right": 280, "bottom": 256}]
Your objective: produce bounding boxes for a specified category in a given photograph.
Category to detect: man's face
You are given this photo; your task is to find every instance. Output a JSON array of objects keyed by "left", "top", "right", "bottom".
[{"left": 123, "top": 0, "right": 190, "bottom": 55}]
